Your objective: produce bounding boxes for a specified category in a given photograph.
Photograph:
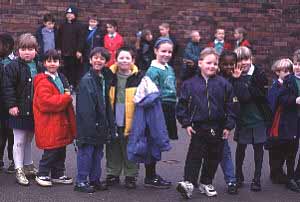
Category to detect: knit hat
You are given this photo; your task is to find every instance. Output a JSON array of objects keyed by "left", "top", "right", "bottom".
[{"left": 65, "top": 5, "right": 78, "bottom": 16}]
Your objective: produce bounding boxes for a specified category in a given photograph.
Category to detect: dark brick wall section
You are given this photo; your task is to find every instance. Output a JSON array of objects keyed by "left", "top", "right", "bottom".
[{"left": 1, "top": 0, "right": 300, "bottom": 77}]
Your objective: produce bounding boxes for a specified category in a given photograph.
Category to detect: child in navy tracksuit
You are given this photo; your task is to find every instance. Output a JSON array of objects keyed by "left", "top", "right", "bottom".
[
  {"left": 266, "top": 58, "right": 299, "bottom": 192},
  {"left": 176, "top": 47, "right": 237, "bottom": 199},
  {"left": 0, "top": 33, "right": 15, "bottom": 173}
]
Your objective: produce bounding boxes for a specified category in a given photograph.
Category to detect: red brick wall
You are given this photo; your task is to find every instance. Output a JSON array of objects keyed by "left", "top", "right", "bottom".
[{"left": 1, "top": 0, "right": 300, "bottom": 76}]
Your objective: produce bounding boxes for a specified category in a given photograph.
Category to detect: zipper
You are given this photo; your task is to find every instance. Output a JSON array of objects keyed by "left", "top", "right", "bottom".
[{"left": 205, "top": 79, "right": 211, "bottom": 120}]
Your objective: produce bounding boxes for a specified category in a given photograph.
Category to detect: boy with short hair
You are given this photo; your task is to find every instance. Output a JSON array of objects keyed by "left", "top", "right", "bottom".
[
  {"left": 83, "top": 14, "right": 104, "bottom": 74},
  {"left": 33, "top": 49, "right": 75, "bottom": 187},
  {"left": 36, "top": 14, "right": 57, "bottom": 61},
  {"left": 208, "top": 28, "right": 232, "bottom": 55}
]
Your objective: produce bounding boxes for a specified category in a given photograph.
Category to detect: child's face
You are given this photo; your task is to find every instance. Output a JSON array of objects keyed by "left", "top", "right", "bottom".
[
  {"left": 44, "top": 59, "right": 60, "bottom": 74},
  {"left": 240, "top": 58, "right": 252, "bottom": 73},
  {"left": 117, "top": 51, "right": 133, "bottom": 72},
  {"left": 159, "top": 26, "right": 169, "bottom": 37},
  {"left": 145, "top": 33, "right": 153, "bottom": 42},
  {"left": 199, "top": 54, "right": 218, "bottom": 78},
  {"left": 106, "top": 24, "right": 116, "bottom": 34},
  {"left": 191, "top": 32, "right": 201, "bottom": 43},
  {"left": 18, "top": 47, "right": 36, "bottom": 62},
  {"left": 89, "top": 19, "right": 98, "bottom": 28},
  {"left": 66, "top": 13, "right": 75, "bottom": 22},
  {"left": 293, "top": 61, "right": 300, "bottom": 76},
  {"left": 44, "top": 21, "right": 55, "bottom": 30},
  {"left": 90, "top": 53, "right": 106, "bottom": 72},
  {"left": 234, "top": 31, "right": 243, "bottom": 40},
  {"left": 219, "top": 55, "right": 236, "bottom": 77},
  {"left": 154, "top": 43, "right": 173, "bottom": 65},
  {"left": 275, "top": 69, "right": 290, "bottom": 80},
  {"left": 215, "top": 29, "right": 225, "bottom": 41}
]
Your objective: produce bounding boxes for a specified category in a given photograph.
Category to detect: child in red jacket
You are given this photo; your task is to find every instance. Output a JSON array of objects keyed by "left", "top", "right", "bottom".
[
  {"left": 33, "top": 49, "right": 76, "bottom": 187},
  {"left": 104, "top": 20, "right": 124, "bottom": 67},
  {"left": 234, "top": 27, "right": 251, "bottom": 50},
  {"left": 207, "top": 28, "right": 231, "bottom": 55}
]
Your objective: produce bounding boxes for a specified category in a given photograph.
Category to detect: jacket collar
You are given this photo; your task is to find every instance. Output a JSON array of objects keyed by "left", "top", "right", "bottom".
[
  {"left": 150, "top": 60, "right": 169, "bottom": 70},
  {"left": 110, "top": 63, "right": 138, "bottom": 74}
]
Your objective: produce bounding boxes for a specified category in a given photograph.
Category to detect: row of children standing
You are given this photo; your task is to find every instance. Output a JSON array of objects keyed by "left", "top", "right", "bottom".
[{"left": 1, "top": 5, "right": 300, "bottom": 200}]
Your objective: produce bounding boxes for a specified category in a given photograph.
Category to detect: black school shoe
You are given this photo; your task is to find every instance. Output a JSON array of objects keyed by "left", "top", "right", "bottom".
[
  {"left": 286, "top": 179, "right": 300, "bottom": 192},
  {"left": 125, "top": 176, "right": 137, "bottom": 189},
  {"left": 227, "top": 182, "right": 238, "bottom": 195},
  {"left": 270, "top": 172, "right": 288, "bottom": 184},
  {"left": 250, "top": 180, "right": 261, "bottom": 192},
  {"left": 144, "top": 175, "right": 171, "bottom": 189},
  {"left": 6, "top": 160, "right": 15, "bottom": 174},
  {"left": 90, "top": 181, "right": 108, "bottom": 191},
  {"left": 106, "top": 175, "right": 120, "bottom": 186},
  {"left": 74, "top": 182, "right": 95, "bottom": 193}
]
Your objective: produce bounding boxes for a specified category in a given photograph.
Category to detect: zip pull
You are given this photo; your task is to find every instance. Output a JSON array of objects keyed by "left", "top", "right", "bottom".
[{"left": 210, "top": 128, "right": 216, "bottom": 136}]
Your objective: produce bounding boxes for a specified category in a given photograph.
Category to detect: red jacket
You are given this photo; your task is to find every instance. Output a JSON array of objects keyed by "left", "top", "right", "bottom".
[
  {"left": 104, "top": 32, "right": 124, "bottom": 67},
  {"left": 207, "top": 41, "right": 232, "bottom": 51},
  {"left": 237, "top": 39, "right": 251, "bottom": 49},
  {"left": 33, "top": 73, "right": 76, "bottom": 149}
]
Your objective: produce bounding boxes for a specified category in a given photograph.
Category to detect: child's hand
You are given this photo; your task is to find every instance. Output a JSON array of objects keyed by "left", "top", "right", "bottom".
[
  {"left": 296, "top": 97, "right": 300, "bottom": 105},
  {"left": 76, "top": 51, "right": 82, "bottom": 59},
  {"left": 9, "top": 107, "right": 19, "bottom": 116},
  {"left": 186, "top": 126, "right": 196, "bottom": 136},
  {"left": 232, "top": 65, "right": 243, "bottom": 78},
  {"left": 222, "top": 129, "right": 230, "bottom": 139}
]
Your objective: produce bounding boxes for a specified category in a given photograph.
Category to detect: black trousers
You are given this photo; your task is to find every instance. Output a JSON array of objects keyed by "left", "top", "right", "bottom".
[
  {"left": 184, "top": 130, "right": 224, "bottom": 186},
  {"left": 38, "top": 146, "right": 66, "bottom": 178},
  {"left": 235, "top": 143, "right": 264, "bottom": 182},
  {"left": 61, "top": 56, "right": 82, "bottom": 88},
  {"left": 0, "top": 120, "right": 14, "bottom": 161}
]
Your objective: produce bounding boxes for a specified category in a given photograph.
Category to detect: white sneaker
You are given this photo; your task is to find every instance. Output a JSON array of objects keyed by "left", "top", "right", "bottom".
[
  {"left": 176, "top": 181, "right": 194, "bottom": 199},
  {"left": 35, "top": 176, "right": 52, "bottom": 187},
  {"left": 199, "top": 183, "right": 217, "bottom": 197},
  {"left": 52, "top": 175, "right": 73, "bottom": 184}
]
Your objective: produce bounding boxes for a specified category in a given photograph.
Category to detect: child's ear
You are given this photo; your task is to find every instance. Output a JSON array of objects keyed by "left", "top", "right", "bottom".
[
  {"left": 89, "top": 58, "right": 92, "bottom": 64},
  {"left": 198, "top": 60, "right": 202, "bottom": 68}
]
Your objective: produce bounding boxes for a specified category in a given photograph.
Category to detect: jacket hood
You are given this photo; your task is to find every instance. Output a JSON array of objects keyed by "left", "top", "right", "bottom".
[
  {"left": 34, "top": 73, "right": 48, "bottom": 87},
  {"left": 109, "top": 63, "right": 139, "bottom": 74}
]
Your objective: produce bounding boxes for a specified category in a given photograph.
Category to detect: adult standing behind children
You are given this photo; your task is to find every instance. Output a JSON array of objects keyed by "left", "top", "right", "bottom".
[
  {"left": 83, "top": 14, "right": 104, "bottom": 74},
  {"left": 104, "top": 20, "right": 124, "bottom": 67},
  {"left": 0, "top": 33, "right": 15, "bottom": 173},
  {"left": 57, "top": 5, "right": 84, "bottom": 92},
  {"left": 181, "top": 30, "right": 203, "bottom": 81},
  {"left": 3, "top": 33, "right": 43, "bottom": 186}
]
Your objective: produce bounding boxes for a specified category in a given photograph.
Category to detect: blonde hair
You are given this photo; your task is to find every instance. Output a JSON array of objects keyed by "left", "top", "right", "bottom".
[
  {"left": 199, "top": 47, "right": 219, "bottom": 60},
  {"left": 271, "top": 58, "right": 293, "bottom": 73},
  {"left": 159, "top": 23, "right": 170, "bottom": 29},
  {"left": 234, "top": 46, "right": 252, "bottom": 61},
  {"left": 17, "top": 33, "right": 38, "bottom": 50}
]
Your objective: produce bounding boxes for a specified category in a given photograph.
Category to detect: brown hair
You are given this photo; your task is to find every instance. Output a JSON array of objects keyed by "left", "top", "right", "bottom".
[
  {"left": 199, "top": 47, "right": 219, "bottom": 60},
  {"left": 17, "top": 33, "right": 38, "bottom": 50},
  {"left": 293, "top": 49, "right": 300, "bottom": 63},
  {"left": 271, "top": 58, "right": 293, "bottom": 73}
]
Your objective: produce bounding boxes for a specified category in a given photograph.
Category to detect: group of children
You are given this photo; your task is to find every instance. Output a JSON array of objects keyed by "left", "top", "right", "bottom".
[{"left": 0, "top": 5, "right": 300, "bottom": 200}]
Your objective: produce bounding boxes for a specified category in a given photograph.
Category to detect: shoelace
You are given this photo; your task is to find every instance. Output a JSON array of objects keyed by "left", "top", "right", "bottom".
[{"left": 206, "top": 185, "right": 215, "bottom": 191}]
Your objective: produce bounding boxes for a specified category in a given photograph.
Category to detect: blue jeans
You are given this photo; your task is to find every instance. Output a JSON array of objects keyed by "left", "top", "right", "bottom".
[
  {"left": 220, "top": 140, "right": 236, "bottom": 184},
  {"left": 76, "top": 144, "right": 104, "bottom": 183}
]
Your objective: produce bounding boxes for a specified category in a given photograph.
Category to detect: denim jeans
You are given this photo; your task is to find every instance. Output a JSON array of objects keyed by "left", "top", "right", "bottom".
[
  {"left": 220, "top": 139, "right": 236, "bottom": 184},
  {"left": 76, "top": 144, "right": 104, "bottom": 183}
]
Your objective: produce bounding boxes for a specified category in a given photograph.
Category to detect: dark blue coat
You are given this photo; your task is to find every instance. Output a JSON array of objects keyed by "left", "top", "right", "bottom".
[
  {"left": 127, "top": 92, "right": 171, "bottom": 163},
  {"left": 76, "top": 68, "right": 115, "bottom": 146},
  {"left": 176, "top": 74, "right": 237, "bottom": 134}
]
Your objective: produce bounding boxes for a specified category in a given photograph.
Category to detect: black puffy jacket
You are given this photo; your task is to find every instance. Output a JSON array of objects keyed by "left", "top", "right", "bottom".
[{"left": 2, "top": 58, "right": 44, "bottom": 116}]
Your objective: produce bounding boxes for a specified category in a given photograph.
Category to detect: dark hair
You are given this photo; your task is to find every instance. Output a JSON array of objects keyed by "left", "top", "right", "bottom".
[
  {"left": 154, "top": 37, "right": 173, "bottom": 49},
  {"left": 0, "top": 33, "right": 14, "bottom": 57},
  {"left": 106, "top": 20, "right": 117, "bottom": 28},
  {"left": 141, "top": 29, "right": 152, "bottom": 41},
  {"left": 43, "top": 14, "right": 55, "bottom": 23},
  {"left": 43, "top": 49, "right": 61, "bottom": 62},
  {"left": 116, "top": 46, "right": 136, "bottom": 60},
  {"left": 88, "top": 14, "right": 99, "bottom": 22},
  {"left": 89, "top": 47, "right": 111, "bottom": 62},
  {"left": 219, "top": 51, "right": 238, "bottom": 65}
]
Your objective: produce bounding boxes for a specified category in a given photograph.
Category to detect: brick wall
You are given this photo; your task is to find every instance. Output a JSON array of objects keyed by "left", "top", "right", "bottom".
[{"left": 1, "top": 0, "right": 300, "bottom": 77}]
